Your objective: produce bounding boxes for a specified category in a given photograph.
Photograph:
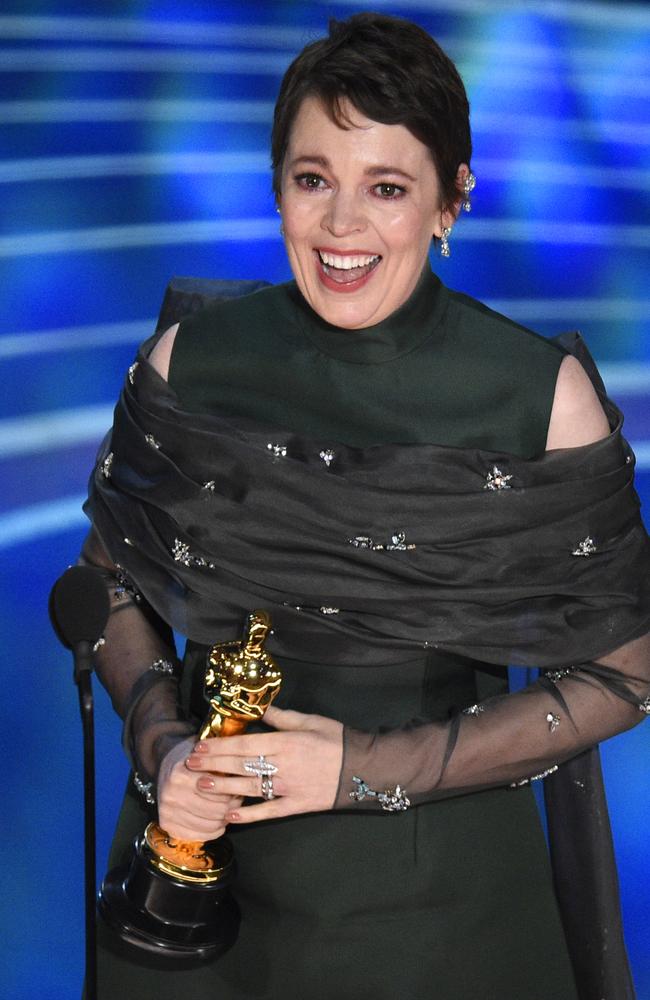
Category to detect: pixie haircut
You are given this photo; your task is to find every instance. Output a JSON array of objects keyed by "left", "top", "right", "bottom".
[{"left": 271, "top": 13, "right": 472, "bottom": 214}]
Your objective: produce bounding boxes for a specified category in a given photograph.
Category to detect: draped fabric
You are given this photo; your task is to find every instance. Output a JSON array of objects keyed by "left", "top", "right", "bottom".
[
  {"left": 86, "top": 334, "right": 650, "bottom": 670},
  {"left": 84, "top": 329, "right": 648, "bottom": 1000}
]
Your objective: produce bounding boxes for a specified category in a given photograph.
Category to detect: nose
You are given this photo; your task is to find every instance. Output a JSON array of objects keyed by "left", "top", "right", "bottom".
[{"left": 320, "top": 190, "right": 367, "bottom": 237}]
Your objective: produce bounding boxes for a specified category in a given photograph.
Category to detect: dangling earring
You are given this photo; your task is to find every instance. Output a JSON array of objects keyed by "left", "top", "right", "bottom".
[
  {"left": 440, "top": 227, "right": 452, "bottom": 257},
  {"left": 276, "top": 208, "right": 284, "bottom": 236},
  {"left": 462, "top": 171, "right": 476, "bottom": 213}
]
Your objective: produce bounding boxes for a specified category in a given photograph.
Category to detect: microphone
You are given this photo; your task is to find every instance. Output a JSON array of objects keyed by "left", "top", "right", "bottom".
[{"left": 49, "top": 565, "right": 110, "bottom": 682}]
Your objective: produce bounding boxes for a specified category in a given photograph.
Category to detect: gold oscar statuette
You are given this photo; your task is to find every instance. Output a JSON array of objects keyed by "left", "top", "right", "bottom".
[{"left": 98, "top": 610, "right": 282, "bottom": 960}]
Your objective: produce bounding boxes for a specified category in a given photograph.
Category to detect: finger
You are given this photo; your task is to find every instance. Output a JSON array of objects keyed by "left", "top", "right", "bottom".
[
  {"left": 263, "top": 706, "right": 316, "bottom": 730},
  {"left": 227, "top": 798, "right": 296, "bottom": 824},
  {"left": 195, "top": 775, "right": 258, "bottom": 798},
  {"left": 190, "top": 733, "right": 287, "bottom": 757},
  {"left": 187, "top": 749, "right": 283, "bottom": 773}
]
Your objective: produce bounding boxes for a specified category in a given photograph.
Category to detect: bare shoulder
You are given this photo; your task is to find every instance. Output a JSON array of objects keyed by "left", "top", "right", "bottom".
[
  {"left": 545, "top": 354, "right": 610, "bottom": 450},
  {"left": 148, "top": 323, "right": 179, "bottom": 382}
]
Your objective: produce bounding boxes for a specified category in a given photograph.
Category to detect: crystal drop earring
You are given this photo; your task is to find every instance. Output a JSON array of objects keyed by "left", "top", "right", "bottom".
[
  {"left": 462, "top": 171, "right": 476, "bottom": 213},
  {"left": 440, "top": 227, "right": 452, "bottom": 257}
]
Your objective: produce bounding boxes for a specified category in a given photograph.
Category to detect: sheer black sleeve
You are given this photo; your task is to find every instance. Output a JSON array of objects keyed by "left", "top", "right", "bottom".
[
  {"left": 335, "top": 635, "right": 649, "bottom": 810},
  {"left": 79, "top": 527, "right": 196, "bottom": 789}
]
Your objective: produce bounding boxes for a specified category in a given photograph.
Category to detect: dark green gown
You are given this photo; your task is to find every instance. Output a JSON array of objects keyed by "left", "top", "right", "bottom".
[{"left": 96, "top": 266, "right": 579, "bottom": 998}]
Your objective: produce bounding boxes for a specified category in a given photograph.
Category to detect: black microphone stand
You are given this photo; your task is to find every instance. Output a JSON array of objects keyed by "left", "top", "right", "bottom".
[
  {"left": 50, "top": 566, "right": 108, "bottom": 1000},
  {"left": 74, "top": 640, "right": 97, "bottom": 1000}
]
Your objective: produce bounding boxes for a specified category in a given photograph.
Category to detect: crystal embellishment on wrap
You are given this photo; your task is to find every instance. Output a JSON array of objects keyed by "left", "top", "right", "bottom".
[
  {"left": 484, "top": 466, "right": 513, "bottom": 491},
  {"left": 100, "top": 452, "right": 114, "bottom": 479},
  {"left": 572, "top": 536, "right": 597, "bottom": 557},
  {"left": 171, "top": 537, "right": 215, "bottom": 570}
]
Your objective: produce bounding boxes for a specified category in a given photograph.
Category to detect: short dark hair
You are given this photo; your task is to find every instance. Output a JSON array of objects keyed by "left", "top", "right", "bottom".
[{"left": 271, "top": 13, "right": 472, "bottom": 215}]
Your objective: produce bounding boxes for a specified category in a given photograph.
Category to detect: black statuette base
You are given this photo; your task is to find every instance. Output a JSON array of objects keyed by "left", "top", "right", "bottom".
[{"left": 97, "top": 834, "right": 240, "bottom": 962}]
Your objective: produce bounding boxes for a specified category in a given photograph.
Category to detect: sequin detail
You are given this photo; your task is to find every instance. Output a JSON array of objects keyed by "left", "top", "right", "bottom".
[
  {"left": 462, "top": 704, "right": 485, "bottom": 716},
  {"left": 484, "top": 466, "right": 513, "bottom": 491},
  {"left": 267, "top": 443, "right": 287, "bottom": 458},
  {"left": 349, "top": 535, "right": 375, "bottom": 549},
  {"left": 114, "top": 565, "right": 142, "bottom": 603},
  {"left": 100, "top": 452, "right": 113, "bottom": 479},
  {"left": 510, "top": 765, "right": 559, "bottom": 788},
  {"left": 145, "top": 433, "right": 161, "bottom": 450},
  {"left": 151, "top": 658, "right": 175, "bottom": 675},
  {"left": 545, "top": 667, "right": 576, "bottom": 683},
  {"left": 546, "top": 712, "right": 561, "bottom": 733},
  {"left": 202, "top": 480, "right": 216, "bottom": 491},
  {"left": 572, "top": 536, "right": 596, "bottom": 557},
  {"left": 123, "top": 537, "right": 135, "bottom": 547},
  {"left": 320, "top": 607, "right": 340, "bottom": 615},
  {"left": 386, "top": 531, "right": 416, "bottom": 551},
  {"left": 319, "top": 449, "right": 335, "bottom": 467},
  {"left": 172, "top": 537, "right": 215, "bottom": 569},
  {"left": 350, "top": 776, "right": 410, "bottom": 812},
  {"left": 639, "top": 696, "right": 650, "bottom": 715},
  {"left": 128, "top": 362, "right": 139, "bottom": 385},
  {"left": 349, "top": 531, "right": 416, "bottom": 551},
  {"left": 133, "top": 772, "right": 155, "bottom": 805}
]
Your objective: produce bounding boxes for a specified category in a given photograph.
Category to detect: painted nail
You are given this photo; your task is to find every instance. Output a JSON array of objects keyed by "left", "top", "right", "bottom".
[
  {"left": 197, "top": 776, "right": 215, "bottom": 790},
  {"left": 186, "top": 755, "right": 201, "bottom": 768},
  {"left": 193, "top": 742, "right": 208, "bottom": 753},
  {"left": 227, "top": 811, "right": 240, "bottom": 822}
]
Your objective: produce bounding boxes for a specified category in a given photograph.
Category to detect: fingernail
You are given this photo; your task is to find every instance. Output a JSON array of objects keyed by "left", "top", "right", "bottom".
[
  {"left": 197, "top": 776, "right": 215, "bottom": 790},
  {"left": 227, "top": 811, "right": 240, "bottom": 822},
  {"left": 193, "top": 742, "right": 208, "bottom": 753},
  {"left": 186, "top": 755, "right": 201, "bottom": 768}
]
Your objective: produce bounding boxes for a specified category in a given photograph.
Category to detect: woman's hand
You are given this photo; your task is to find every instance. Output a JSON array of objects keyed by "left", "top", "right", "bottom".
[
  {"left": 184, "top": 706, "right": 344, "bottom": 824},
  {"left": 156, "top": 735, "right": 243, "bottom": 841}
]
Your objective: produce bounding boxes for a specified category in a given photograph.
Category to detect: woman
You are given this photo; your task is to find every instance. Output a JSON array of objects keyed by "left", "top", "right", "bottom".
[{"left": 83, "top": 13, "right": 649, "bottom": 999}]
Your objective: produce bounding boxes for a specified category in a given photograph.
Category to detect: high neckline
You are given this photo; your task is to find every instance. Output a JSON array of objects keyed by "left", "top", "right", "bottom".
[{"left": 281, "top": 263, "right": 448, "bottom": 364}]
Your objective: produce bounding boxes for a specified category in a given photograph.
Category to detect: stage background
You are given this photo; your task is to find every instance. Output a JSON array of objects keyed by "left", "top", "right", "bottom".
[{"left": 0, "top": 2, "right": 648, "bottom": 997}]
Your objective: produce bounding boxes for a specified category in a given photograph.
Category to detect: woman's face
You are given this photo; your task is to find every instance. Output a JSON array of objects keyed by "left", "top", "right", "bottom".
[{"left": 279, "top": 96, "right": 452, "bottom": 329}]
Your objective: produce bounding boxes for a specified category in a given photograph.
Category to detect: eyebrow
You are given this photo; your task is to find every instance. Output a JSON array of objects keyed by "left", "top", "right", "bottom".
[{"left": 289, "top": 155, "right": 416, "bottom": 182}]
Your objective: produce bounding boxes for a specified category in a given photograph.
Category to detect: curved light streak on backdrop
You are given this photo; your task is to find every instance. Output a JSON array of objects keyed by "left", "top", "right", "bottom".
[{"left": 0, "top": 3, "right": 648, "bottom": 997}]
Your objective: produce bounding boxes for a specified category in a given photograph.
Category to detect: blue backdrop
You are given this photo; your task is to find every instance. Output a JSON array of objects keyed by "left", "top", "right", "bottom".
[{"left": 1, "top": 2, "right": 648, "bottom": 997}]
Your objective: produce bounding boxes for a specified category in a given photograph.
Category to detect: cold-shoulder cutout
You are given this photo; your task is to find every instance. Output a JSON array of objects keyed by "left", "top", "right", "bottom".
[
  {"left": 545, "top": 354, "right": 611, "bottom": 451},
  {"left": 148, "top": 323, "right": 179, "bottom": 382}
]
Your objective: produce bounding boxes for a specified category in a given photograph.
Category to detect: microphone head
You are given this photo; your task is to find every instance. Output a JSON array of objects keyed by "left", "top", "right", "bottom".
[{"left": 49, "top": 565, "right": 110, "bottom": 649}]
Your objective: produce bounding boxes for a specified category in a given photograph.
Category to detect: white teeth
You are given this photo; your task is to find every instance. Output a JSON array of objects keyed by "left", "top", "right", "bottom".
[{"left": 318, "top": 251, "right": 380, "bottom": 270}]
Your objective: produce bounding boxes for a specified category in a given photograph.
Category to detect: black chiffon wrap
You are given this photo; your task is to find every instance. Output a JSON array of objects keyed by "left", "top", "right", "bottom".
[
  {"left": 84, "top": 331, "right": 648, "bottom": 1000},
  {"left": 85, "top": 334, "right": 650, "bottom": 669}
]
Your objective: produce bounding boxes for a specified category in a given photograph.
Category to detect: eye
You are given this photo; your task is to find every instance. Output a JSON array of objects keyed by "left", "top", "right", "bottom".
[
  {"left": 373, "top": 182, "right": 406, "bottom": 199},
  {"left": 295, "top": 172, "right": 327, "bottom": 191}
]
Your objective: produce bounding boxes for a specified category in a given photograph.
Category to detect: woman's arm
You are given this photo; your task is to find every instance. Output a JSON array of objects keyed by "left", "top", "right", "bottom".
[{"left": 80, "top": 526, "right": 241, "bottom": 840}]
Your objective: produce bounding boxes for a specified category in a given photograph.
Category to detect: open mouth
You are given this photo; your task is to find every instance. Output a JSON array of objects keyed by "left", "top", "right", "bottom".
[{"left": 316, "top": 250, "right": 381, "bottom": 288}]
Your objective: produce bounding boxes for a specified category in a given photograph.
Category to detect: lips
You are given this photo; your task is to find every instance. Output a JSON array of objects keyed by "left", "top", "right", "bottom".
[{"left": 316, "top": 249, "right": 382, "bottom": 291}]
